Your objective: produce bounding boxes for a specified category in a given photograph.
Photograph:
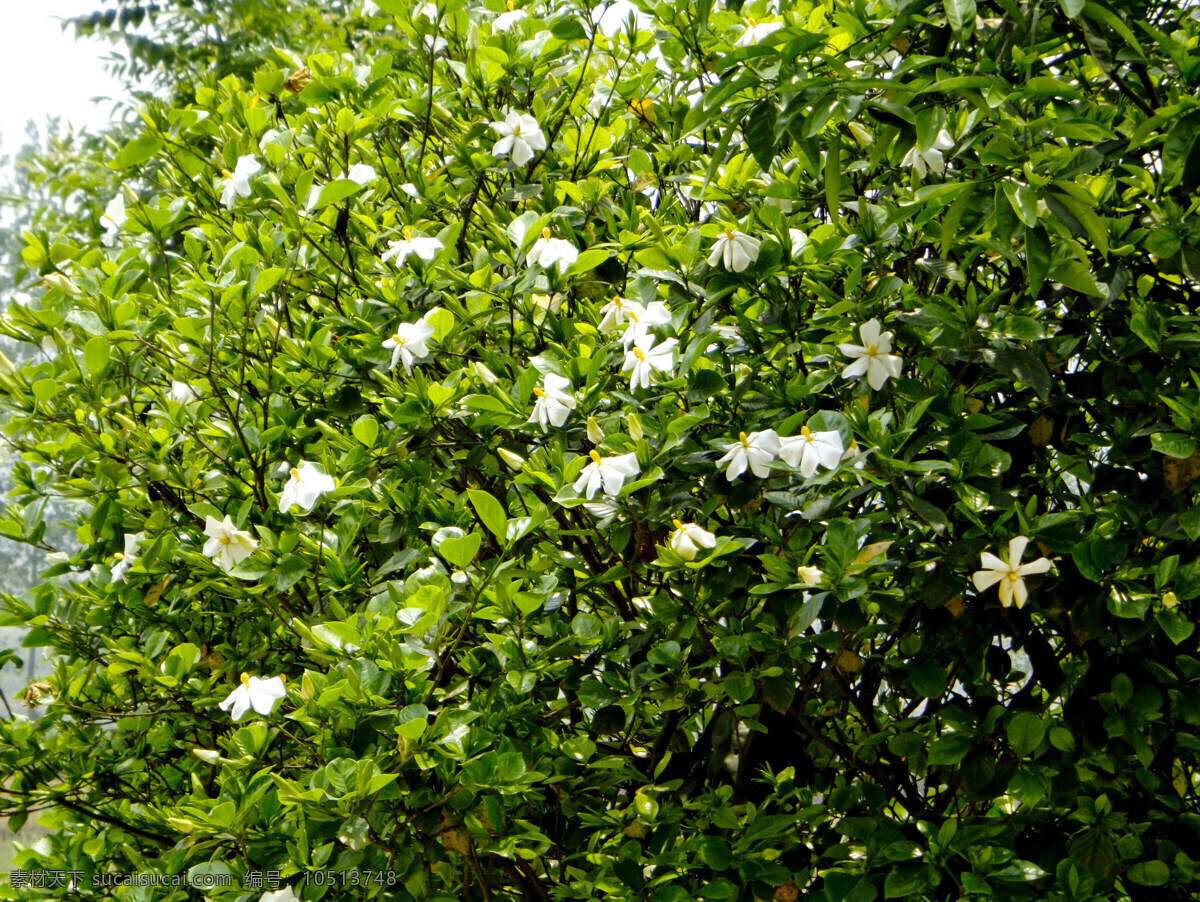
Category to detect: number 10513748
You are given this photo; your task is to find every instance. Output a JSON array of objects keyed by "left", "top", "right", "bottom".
[{"left": 302, "top": 870, "right": 400, "bottom": 887}]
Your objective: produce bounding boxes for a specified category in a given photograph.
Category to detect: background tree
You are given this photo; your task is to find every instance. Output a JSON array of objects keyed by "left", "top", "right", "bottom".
[{"left": 0, "top": 0, "right": 1198, "bottom": 899}]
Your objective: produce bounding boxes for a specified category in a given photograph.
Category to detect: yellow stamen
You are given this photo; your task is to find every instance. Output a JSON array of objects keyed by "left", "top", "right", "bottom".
[
  {"left": 222, "top": 169, "right": 234, "bottom": 180},
  {"left": 672, "top": 518, "right": 684, "bottom": 530},
  {"left": 392, "top": 332, "right": 406, "bottom": 345},
  {"left": 748, "top": 17, "right": 758, "bottom": 26},
  {"left": 541, "top": 227, "right": 551, "bottom": 239},
  {"left": 404, "top": 227, "right": 413, "bottom": 240},
  {"left": 634, "top": 348, "right": 646, "bottom": 361},
  {"left": 533, "top": 387, "right": 546, "bottom": 398},
  {"left": 114, "top": 552, "right": 125, "bottom": 561},
  {"left": 724, "top": 227, "right": 735, "bottom": 239},
  {"left": 739, "top": 431, "right": 749, "bottom": 446},
  {"left": 866, "top": 343, "right": 878, "bottom": 357},
  {"left": 240, "top": 672, "right": 251, "bottom": 686},
  {"left": 801, "top": 425, "right": 812, "bottom": 440},
  {"left": 589, "top": 450, "right": 603, "bottom": 465},
  {"left": 629, "top": 310, "right": 640, "bottom": 322},
  {"left": 220, "top": 535, "right": 231, "bottom": 545},
  {"left": 291, "top": 467, "right": 302, "bottom": 481},
  {"left": 506, "top": 0, "right": 515, "bottom": 8}
]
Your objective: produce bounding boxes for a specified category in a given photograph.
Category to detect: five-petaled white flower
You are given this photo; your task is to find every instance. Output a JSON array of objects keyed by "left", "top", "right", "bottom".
[
  {"left": 735, "top": 17, "right": 784, "bottom": 46},
  {"left": 100, "top": 194, "right": 126, "bottom": 246},
  {"left": 491, "top": 111, "right": 547, "bottom": 166},
  {"left": 219, "top": 672, "right": 287, "bottom": 722},
  {"left": 779, "top": 426, "right": 844, "bottom": 478},
  {"left": 526, "top": 228, "right": 578, "bottom": 272},
  {"left": 220, "top": 155, "right": 262, "bottom": 209},
  {"left": 202, "top": 515, "right": 259, "bottom": 572},
  {"left": 668, "top": 519, "right": 718, "bottom": 561},
  {"left": 169, "top": 380, "right": 200, "bottom": 404},
  {"left": 529, "top": 373, "right": 576, "bottom": 431},
  {"left": 494, "top": 0, "right": 528, "bottom": 30},
  {"left": 797, "top": 565, "right": 823, "bottom": 587},
  {"left": 111, "top": 533, "right": 144, "bottom": 583},
  {"left": 901, "top": 128, "right": 955, "bottom": 179},
  {"left": 717, "top": 429, "right": 781, "bottom": 481},
  {"left": 620, "top": 301, "right": 672, "bottom": 348},
  {"left": 383, "top": 318, "right": 436, "bottom": 373},
  {"left": 346, "top": 163, "right": 377, "bottom": 185},
  {"left": 840, "top": 319, "right": 903, "bottom": 391},
  {"left": 382, "top": 227, "right": 444, "bottom": 265},
  {"left": 598, "top": 295, "right": 644, "bottom": 333},
  {"left": 971, "top": 536, "right": 1052, "bottom": 609},
  {"left": 573, "top": 450, "right": 640, "bottom": 499},
  {"left": 707, "top": 228, "right": 761, "bottom": 272},
  {"left": 622, "top": 333, "right": 678, "bottom": 391},
  {"left": 279, "top": 461, "right": 336, "bottom": 514}
]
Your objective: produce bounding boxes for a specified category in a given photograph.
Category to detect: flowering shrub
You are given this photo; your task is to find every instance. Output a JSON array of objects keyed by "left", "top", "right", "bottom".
[{"left": 1, "top": 0, "right": 1200, "bottom": 899}]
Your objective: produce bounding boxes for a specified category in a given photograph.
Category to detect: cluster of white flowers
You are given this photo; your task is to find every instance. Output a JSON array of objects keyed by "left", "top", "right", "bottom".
[{"left": 717, "top": 425, "right": 844, "bottom": 481}]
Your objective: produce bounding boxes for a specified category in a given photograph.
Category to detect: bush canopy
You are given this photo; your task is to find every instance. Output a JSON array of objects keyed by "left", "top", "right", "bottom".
[{"left": 1, "top": 0, "right": 1200, "bottom": 899}]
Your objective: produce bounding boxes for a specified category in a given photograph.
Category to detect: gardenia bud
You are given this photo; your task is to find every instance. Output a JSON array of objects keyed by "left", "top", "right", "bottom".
[
  {"left": 498, "top": 448, "right": 525, "bottom": 471},
  {"left": 473, "top": 361, "right": 500, "bottom": 385},
  {"left": 627, "top": 413, "right": 644, "bottom": 441},
  {"left": 587, "top": 417, "right": 604, "bottom": 443},
  {"left": 1163, "top": 591, "right": 1179, "bottom": 610}
]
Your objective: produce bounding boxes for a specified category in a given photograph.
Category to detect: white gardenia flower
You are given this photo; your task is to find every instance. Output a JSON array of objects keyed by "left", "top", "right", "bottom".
[
  {"left": 416, "top": 1, "right": 439, "bottom": 19},
  {"left": 669, "top": 519, "right": 718, "bottom": 561},
  {"left": 620, "top": 301, "right": 672, "bottom": 348},
  {"left": 279, "top": 461, "right": 336, "bottom": 514},
  {"left": 382, "top": 318, "right": 436, "bottom": 374},
  {"left": 100, "top": 194, "right": 126, "bottom": 246},
  {"left": 526, "top": 229, "right": 579, "bottom": 272},
  {"left": 598, "top": 295, "right": 646, "bottom": 333},
  {"left": 595, "top": 0, "right": 654, "bottom": 35},
  {"left": 202, "top": 515, "right": 259, "bottom": 572},
  {"left": 735, "top": 17, "right": 784, "bottom": 46},
  {"left": 622, "top": 333, "right": 678, "bottom": 391},
  {"left": 901, "top": 128, "right": 955, "bottom": 179},
  {"left": 574, "top": 450, "right": 640, "bottom": 499},
  {"left": 840, "top": 319, "right": 903, "bottom": 391},
  {"left": 382, "top": 227, "right": 444, "bottom": 265},
  {"left": 707, "top": 228, "right": 761, "bottom": 272},
  {"left": 363, "top": 0, "right": 381, "bottom": 14},
  {"left": 493, "top": 0, "right": 528, "bottom": 30},
  {"left": 971, "top": 536, "right": 1053, "bottom": 609},
  {"left": 110, "top": 533, "right": 144, "bottom": 583},
  {"left": 789, "top": 228, "right": 808, "bottom": 256},
  {"left": 219, "top": 672, "right": 287, "bottom": 722},
  {"left": 491, "top": 111, "right": 547, "bottom": 166},
  {"left": 797, "top": 565, "right": 823, "bottom": 587},
  {"left": 779, "top": 426, "right": 844, "bottom": 478},
  {"left": 260, "top": 888, "right": 301, "bottom": 902},
  {"left": 528, "top": 373, "right": 576, "bottom": 431},
  {"left": 717, "top": 429, "right": 781, "bottom": 481},
  {"left": 169, "top": 380, "right": 200, "bottom": 403},
  {"left": 220, "top": 155, "right": 262, "bottom": 209},
  {"left": 346, "top": 163, "right": 377, "bottom": 185}
]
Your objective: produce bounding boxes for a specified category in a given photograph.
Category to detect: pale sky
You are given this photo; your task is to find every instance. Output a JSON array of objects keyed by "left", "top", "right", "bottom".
[{"left": 0, "top": 0, "right": 130, "bottom": 161}]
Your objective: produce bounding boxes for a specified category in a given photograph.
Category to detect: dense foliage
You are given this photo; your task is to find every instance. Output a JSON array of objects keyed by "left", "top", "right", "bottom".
[{"left": 2, "top": 0, "right": 1200, "bottom": 898}]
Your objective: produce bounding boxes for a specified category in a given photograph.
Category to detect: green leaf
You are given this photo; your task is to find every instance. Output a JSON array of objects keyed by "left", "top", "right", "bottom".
[
  {"left": 981, "top": 347, "right": 1053, "bottom": 400},
  {"left": 308, "top": 178, "right": 364, "bottom": 211},
  {"left": 550, "top": 17, "right": 586, "bottom": 40},
  {"left": 746, "top": 101, "right": 778, "bottom": 172},
  {"left": 1152, "top": 433, "right": 1196, "bottom": 459},
  {"left": 439, "top": 532, "right": 482, "bottom": 570},
  {"left": 1007, "top": 711, "right": 1046, "bottom": 757},
  {"left": 928, "top": 732, "right": 972, "bottom": 765},
  {"left": 1049, "top": 258, "right": 1107, "bottom": 298},
  {"left": 910, "top": 661, "right": 948, "bottom": 699},
  {"left": 112, "top": 136, "right": 161, "bottom": 169},
  {"left": 944, "top": 0, "right": 976, "bottom": 32},
  {"left": 1128, "top": 861, "right": 1171, "bottom": 886},
  {"left": 1025, "top": 224, "right": 1052, "bottom": 295},
  {"left": 1157, "top": 610, "right": 1195, "bottom": 645},
  {"left": 1164, "top": 109, "right": 1200, "bottom": 195},
  {"left": 352, "top": 415, "right": 379, "bottom": 448},
  {"left": 84, "top": 336, "right": 110, "bottom": 376},
  {"left": 1003, "top": 181, "right": 1039, "bottom": 227},
  {"left": 468, "top": 489, "right": 508, "bottom": 544}
]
